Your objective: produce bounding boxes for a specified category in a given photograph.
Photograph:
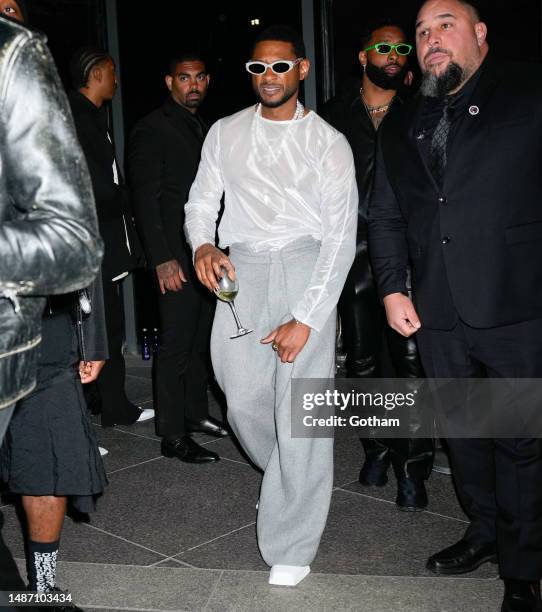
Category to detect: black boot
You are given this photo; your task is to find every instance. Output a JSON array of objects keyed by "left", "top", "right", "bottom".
[
  {"left": 359, "top": 439, "right": 390, "bottom": 486},
  {"left": 396, "top": 477, "right": 428, "bottom": 511},
  {"left": 390, "top": 438, "right": 433, "bottom": 510}
]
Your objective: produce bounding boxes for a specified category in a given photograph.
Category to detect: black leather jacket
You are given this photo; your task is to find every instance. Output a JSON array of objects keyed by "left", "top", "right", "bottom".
[{"left": 0, "top": 18, "right": 103, "bottom": 409}]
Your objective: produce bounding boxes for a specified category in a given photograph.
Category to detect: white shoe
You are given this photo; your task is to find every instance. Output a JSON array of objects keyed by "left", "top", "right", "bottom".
[
  {"left": 268, "top": 565, "right": 310, "bottom": 586},
  {"left": 99, "top": 447, "right": 109, "bottom": 457},
  {"left": 136, "top": 408, "right": 155, "bottom": 423}
]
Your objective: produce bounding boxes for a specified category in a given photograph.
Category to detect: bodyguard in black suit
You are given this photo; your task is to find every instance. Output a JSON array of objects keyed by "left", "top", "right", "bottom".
[
  {"left": 368, "top": 2, "right": 542, "bottom": 610},
  {"left": 129, "top": 53, "right": 227, "bottom": 464}
]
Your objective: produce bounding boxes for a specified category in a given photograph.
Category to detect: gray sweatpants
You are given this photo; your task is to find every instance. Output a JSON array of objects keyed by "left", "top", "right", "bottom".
[{"left": 211, "top": 238, "right": 335, "bottom": 567}]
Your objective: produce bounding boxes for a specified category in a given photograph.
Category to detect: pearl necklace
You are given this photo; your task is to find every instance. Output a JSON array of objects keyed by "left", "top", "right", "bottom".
[{"left": 256, "top": 99, "right": 305, "bottom": 120}]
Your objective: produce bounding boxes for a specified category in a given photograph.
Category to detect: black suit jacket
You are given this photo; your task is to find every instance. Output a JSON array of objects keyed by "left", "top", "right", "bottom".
[
  {"left": 369, "top": 56, "right": 542, "bottom": 330},
  {"left": 69, "top": 91, "right": 142, "bottom": 281},
  {"left": 128, "top": 96, "right": 208, "bottom": 270}
]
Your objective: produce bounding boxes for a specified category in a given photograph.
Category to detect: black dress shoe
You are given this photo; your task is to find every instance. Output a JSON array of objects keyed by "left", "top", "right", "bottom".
[
  {"left": 186, "top": 417, "right": 228, "bottom": 437},
  {"left": 161, "top": 435, "right": 220, "bottom": 463},
  {"left": 426, "top": 539, "right": 497, "bottom": 575},
  {"left": 502, "top": 579, "right": 542, "bottom": 612},
  {"left": 396, "top": 478, "right": 428, "bottom": 512}
]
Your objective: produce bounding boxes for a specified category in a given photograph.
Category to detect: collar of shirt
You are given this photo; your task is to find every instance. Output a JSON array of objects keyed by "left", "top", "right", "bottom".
[
  {"left": 446, "top": 57, "right": 485, "bottom": 116},
  {"left": 164, "top": 95, "right": 207, "bottom": 135},
  {"left": 421, "top": 56, "right": 486, "bottom": 122}
]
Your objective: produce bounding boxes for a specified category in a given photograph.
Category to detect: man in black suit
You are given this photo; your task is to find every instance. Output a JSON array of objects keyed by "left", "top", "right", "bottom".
[
  {"left": 129, "top": 53, "right": 227, "bottom": 464},
  {"left": 369, "top": 1, "right": 542, "bottom": 610},
  {"left": 69, "top": 47, "right": 153, "bottom": 429}
]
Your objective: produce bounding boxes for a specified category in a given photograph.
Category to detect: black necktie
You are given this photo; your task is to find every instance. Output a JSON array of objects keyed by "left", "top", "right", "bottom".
[{"left": 430, "top": 97, "right": 452, "bottom": 186}]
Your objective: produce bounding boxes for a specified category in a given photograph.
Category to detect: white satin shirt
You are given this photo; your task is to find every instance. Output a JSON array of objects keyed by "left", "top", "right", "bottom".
[{"left": 184, "top": 105, "right": 358, "bottom": 331}]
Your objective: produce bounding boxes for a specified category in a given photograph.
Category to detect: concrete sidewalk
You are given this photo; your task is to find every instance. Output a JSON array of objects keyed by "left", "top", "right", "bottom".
[{"left": 0, "top": 356, "right": 502, "bottom": 611}]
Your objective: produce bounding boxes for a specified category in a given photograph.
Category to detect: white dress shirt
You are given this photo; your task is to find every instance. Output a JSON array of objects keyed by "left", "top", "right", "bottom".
[{"left": 184, "top": 105, "right": 358, "bottom": 331}]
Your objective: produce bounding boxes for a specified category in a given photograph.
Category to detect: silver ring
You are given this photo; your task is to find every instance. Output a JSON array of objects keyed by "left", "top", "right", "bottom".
[{"left": 271, "top": 343, "right": 278, "bottom": 352}]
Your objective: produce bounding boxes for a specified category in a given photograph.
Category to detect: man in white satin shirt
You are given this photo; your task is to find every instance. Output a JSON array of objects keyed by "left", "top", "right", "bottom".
[{"left": 184, "top": 24, "right": 357, "bottom": 587}]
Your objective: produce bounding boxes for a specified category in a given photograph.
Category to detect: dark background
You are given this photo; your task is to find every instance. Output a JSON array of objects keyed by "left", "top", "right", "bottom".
[
  {"left": 26, "top": 0, "right": 106, "bottom": 87},
  {"left": 25, "top": 0, "right": 541, "bottom": 131}
]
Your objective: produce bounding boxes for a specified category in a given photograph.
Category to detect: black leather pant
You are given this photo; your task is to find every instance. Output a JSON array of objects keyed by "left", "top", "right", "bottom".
[{"left": 338, "top": 238, "right": 434, "bottom": 482}]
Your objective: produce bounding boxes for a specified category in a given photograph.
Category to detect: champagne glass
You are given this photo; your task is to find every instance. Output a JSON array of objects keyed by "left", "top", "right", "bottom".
[{"left": 214, "top": 266, "right": 253, "bottom": 339}]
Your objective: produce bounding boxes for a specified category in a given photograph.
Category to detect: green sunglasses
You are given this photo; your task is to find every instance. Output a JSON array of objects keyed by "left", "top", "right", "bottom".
[{"left": 364, "top": 42, "right": 413, "bottom": 56}]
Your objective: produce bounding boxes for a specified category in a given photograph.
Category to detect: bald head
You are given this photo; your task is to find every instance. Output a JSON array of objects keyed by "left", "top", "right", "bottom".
[
  {"left": 456, "top": 0, "right": 480, "bottom": 22},
  {"left": 416, "top": 0, "right": 482, "bottom": 30},
  {"left": 432, "top": 0, "right": 480, "bottom": 23}
]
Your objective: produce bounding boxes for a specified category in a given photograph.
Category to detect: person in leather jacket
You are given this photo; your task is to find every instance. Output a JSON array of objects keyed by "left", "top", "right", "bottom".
[
  {"left": 0, "top": 5, "right": 105, "bottom": 610},
  {"left": 0, "top": 5, "right": 103, "bottom": 442},
  {"left": 321, "top": 19, "right": 434, "bottom": 511}
]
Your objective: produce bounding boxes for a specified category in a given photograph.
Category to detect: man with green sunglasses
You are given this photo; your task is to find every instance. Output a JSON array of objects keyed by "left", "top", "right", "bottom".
[{"left": 322, "top": 18, "right": 433, "bottom": 514}]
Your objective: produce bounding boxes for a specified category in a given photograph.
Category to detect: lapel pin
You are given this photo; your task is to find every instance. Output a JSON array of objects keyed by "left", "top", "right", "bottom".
[
  {"left": 469, "top": 105, "right": 480, "bottom": 116},
  {"left": 416, "top": 131, "right": 425, "bottom": 140}
]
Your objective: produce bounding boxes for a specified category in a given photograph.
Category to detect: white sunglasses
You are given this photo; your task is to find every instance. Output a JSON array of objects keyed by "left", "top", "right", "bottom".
[{"left": 245, "top": 58, "right": 303, "bottom": 75}]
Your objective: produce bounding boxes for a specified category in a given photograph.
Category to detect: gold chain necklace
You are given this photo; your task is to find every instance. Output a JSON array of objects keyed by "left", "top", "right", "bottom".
[{"left": 360, "top": 88, "right": 394, "bottom": 114}]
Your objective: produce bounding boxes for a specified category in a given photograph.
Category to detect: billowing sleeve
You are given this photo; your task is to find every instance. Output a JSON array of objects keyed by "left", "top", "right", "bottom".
[
  {"left": 291, "top": 133, "right": 358, "bottom": 332},
  {"left": 0, "top": 34, "right": 103, "bottom": 299},
  {"left": 184, "top": 121, "right": 224, "bottom": 253}
]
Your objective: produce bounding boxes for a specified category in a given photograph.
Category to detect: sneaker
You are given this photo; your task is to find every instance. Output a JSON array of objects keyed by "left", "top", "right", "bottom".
[
  {"left": 269, "top": 565, "right": 310, "bottom": 586},
  {"left": 99, "top": 447, "right": 108, "bottom": 457},
  {"left": 136, "top": 408, "right": 155, "bottom": 423}
]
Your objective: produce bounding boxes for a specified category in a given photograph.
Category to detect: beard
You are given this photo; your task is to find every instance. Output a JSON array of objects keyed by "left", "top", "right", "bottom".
[
  {"left": 420, "top": 60, "right": 466, "bottom": 98},
  {"left": 253, "top": 82, "right": 297, "bottom": 108},
  {"left": 183, "top": 92, "right": 203, "bottom": 108},
  {"left": 365, "top": 61, "right": 409, "bottom": 91}
]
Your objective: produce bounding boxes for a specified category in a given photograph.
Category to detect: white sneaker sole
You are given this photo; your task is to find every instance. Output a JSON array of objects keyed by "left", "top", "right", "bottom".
[{"left": 269, "top": 565, "right": 310, "bottom": 586}]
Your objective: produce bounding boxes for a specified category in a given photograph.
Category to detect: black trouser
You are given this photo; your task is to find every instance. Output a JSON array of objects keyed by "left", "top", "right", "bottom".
[
  {"left": 94, "top": 276, "right": 140, "bottom": 426},
  {"left": 416, "top": 318, "right": 542, "bottom": 581},
  {"left": 153, "top": 274, "right": 214, "bottom": 439},
  {"left": 339, "top": 238, "right": 433, "bottom": 481}
]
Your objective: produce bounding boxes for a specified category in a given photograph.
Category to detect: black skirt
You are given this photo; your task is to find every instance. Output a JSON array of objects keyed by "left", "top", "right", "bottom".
[{"left": 0, "top": 311, "right": 108, "bottom": 513}]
